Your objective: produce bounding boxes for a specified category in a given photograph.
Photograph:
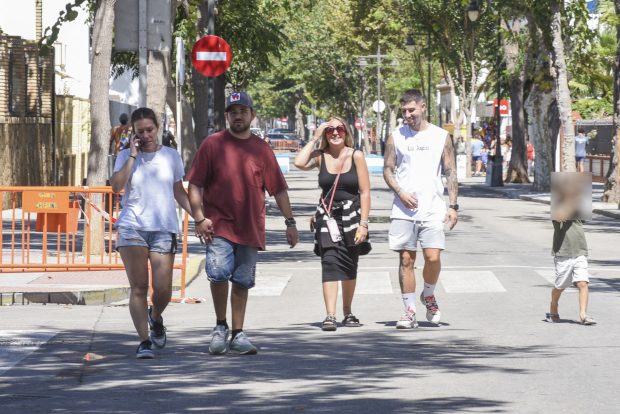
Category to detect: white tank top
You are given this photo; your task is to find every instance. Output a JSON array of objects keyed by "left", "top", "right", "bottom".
[{"left": 391, "top": 124, "right": 448, "bottom": 222}]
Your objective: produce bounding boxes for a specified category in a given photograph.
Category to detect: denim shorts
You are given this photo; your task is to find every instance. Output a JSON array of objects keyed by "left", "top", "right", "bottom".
[
  {"left": 205, "top": 237, "right": 258, "bottom": 289},
  {"left": 116, "top": 227, "right": 177, "bottom": 254}
]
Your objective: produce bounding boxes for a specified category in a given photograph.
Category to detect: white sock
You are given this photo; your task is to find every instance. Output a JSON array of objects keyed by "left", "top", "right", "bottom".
[
  {"left": 423, "top": 283, "right": 436, "bottom": 298},
  {"left": 402, "top": 293, "right": 416, "bottom": 313}
]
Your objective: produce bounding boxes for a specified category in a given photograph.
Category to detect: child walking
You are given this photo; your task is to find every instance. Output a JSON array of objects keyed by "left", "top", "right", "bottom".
[{"left": 546, "top": 219, "right": 596, "bottom": 325}]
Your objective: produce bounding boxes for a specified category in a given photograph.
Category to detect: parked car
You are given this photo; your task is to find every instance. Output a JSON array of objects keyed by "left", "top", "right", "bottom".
[
  {"left": 267, "top": 128, "right": 291, "bottom": 135},
  {"left": 267, "top": 132, "right": 301, "bottom": 152},
  {"left": 250, "top": 128, "right": 265, "bottom": 139}
]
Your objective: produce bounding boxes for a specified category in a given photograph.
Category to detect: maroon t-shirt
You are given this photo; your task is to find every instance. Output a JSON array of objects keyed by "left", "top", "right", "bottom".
[{"left": 187, "top": 130, "right": 288, "bottom": 250}]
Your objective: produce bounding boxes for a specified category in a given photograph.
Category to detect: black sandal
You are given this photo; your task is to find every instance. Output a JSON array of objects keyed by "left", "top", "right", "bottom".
[
  {"left": 342, "top": 313, "right": 360, "bottom": 327},
  {"left": 321, "top": 315, "right": 337, "bottom": 331}
]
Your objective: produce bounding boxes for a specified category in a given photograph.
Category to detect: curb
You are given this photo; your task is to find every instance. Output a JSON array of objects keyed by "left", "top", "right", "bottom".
[
  {"left": 469, "top": 183, "right": 620, "bottom": 220},
  {"left": 0, "top": 256, "right": 206, "bottom": 306}
]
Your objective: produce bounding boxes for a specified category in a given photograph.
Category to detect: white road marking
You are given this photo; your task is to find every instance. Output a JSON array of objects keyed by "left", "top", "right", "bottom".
[
  {"left": 440, "top": 271, "right": 506, "bottom": 293},
  {"left": 251, "top": 273, "right": 292, "bottom": 296},
  {"left": 344, "top": 272, "right": 393, "bottom": 295},
  {"left": 0, "top": 330, "right": 57, "bottom": 376}
]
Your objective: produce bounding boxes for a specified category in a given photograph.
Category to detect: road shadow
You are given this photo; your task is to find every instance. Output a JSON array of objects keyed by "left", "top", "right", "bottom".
[{"left": 0, "top": 325, "right": 546, "bottom": 413}]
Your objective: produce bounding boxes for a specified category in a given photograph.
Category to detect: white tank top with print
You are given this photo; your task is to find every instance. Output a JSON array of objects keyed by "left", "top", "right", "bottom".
[{"left": 391, "top": 123, "right": 448, "bottom": 222}]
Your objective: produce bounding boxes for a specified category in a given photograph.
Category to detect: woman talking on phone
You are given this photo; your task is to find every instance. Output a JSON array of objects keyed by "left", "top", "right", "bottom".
[
  {"left": 111, "top": 107, "right": 192, "bottom": 358},
  {"left": 294, "top": 117, "right": 371, "bottom": 331}
]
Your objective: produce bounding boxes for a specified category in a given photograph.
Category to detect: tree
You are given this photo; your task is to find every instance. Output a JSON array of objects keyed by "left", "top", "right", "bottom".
[
  {"left": 604, "top": 0, "right": 620, "bottom": 204},
  {"left": 85, "top": 0, "right": 116, "bottom": 254},
  {"left": 550, "top": 0, "right": 576, "bottom": 172}
]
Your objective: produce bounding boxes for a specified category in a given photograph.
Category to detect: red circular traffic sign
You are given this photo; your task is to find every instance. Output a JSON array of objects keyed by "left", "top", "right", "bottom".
[
  {"left": 354, "top": 119, "right": 366, "bottom": 130},
  {"left": 191, "top": 35, "right": 233, "bottom": 78}
]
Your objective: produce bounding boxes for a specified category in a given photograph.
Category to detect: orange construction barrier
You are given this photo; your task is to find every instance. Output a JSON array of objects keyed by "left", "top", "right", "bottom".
[{"left": 0, "top": 186, "right": 190, "bottom": 300}]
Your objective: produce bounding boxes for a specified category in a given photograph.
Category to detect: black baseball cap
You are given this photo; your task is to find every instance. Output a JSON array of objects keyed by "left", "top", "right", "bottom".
[{"left": 225, "top": 92, "right": 254, "bottom": 112}]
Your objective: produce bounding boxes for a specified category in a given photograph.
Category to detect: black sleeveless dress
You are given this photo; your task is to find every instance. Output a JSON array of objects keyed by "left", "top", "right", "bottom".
[{"left": 316, "top": 150, "right": 361, "bottom": 282}]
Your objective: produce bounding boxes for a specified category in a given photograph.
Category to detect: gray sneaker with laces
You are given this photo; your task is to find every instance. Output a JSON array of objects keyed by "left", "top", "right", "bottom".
[
  {"left": 229, "top": 332, "right": 258, "bottom": 355},
  {"left": 209, "top": 324, "right": 229, "bottom": 355}
]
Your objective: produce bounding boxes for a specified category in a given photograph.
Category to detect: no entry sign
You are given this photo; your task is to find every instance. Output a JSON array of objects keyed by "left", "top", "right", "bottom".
[
  {"left": 354, "top": 119, "right": 366, "bottom": 130},
  {"left": 191, "top": 35, "right": 233, "bottom": 78}
]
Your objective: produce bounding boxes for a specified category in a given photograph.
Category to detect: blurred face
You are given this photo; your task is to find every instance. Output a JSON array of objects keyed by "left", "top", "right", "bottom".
[
  {"left": 226, "top": 105, "right": 255, "bottom": 134},
  {"left": 133, "top": 118, "right": 158, "bottom": 150},
  {"left": 323, "top": 120, "right": 347, "bottom": 148},
  {"left": 401, "top": 100, "right": 426, "bottom": 129}
]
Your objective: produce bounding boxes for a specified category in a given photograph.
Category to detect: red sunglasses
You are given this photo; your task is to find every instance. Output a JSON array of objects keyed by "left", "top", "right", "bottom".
[{"left": 325, "top": 125, "right": 346, "bottom": 136}]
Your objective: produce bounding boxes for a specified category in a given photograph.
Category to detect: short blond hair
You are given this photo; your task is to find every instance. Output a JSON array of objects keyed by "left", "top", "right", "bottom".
[{"left": 319, "top": 116, "right": 354, "bottom": 150}]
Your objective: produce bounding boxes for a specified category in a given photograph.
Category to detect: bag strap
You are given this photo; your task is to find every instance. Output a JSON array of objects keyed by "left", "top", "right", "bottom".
[{"left": 320, "top": 150, "right": 350, "bottom": 216}]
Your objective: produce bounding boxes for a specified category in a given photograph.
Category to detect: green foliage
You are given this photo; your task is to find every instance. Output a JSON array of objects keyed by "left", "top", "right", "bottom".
[{"left": 39, "top": 0, "right": 89, "bottom": 56}]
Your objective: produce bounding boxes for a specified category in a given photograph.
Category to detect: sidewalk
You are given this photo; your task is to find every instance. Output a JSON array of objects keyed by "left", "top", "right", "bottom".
[{"left": 460, "top": 176, "right": 620, "bottom": 220}]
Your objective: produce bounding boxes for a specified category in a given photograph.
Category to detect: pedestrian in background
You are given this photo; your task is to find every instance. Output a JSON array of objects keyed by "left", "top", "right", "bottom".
[
  {"left": 527, "top": 139, "right": 535, "bottom": 177},
  {"left": 294, "top": 117, "right": 371, "bottom": 331},
  {"left": 111, "top": 107, "right": 192, "bottom": 359},
  {"left": 575, "top": 127, "right": 589, "bottom": 173},
  {"left": 187, "top": 92, "right": 298, "bottom": 355},
  {"left": 110, "top": 113, "right": 131, "bottom": 156},
  {"left": 471, "top": 134, "right": 484, "bottom": 176},
  {"left": 383, "top": 89, "right": 459, "bottom": 329}
]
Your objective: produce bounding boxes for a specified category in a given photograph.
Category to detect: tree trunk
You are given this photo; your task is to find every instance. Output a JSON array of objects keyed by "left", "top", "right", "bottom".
[
  {"left": 146, "top": 50, "right": 170, "bottom": 142},
  {"left": 603, "top": 0, "right": 620, "bottom": 204},
  {"left": 506, "top": 74, "right": 530, "bottom": 183},
  {"left": 294, "top": 97, "right": 304, "bottom": 140},
  {"left": 214, "top": 74, "right": 226, "bottom": 131},
  {"left": 524, "top": 82, "right": 555, "bottom": 192},
  {"left": 85, "top": 0, "right": 116, "bottom": 255},
  {"left": 166, "top": 85, "right": 197, "bottom": 170},
  {"left": 550, "top": 1, "right": 576, "bottom": 172},
  {"left": 503, "top": 18, "right": 529, "bottom": 183}
]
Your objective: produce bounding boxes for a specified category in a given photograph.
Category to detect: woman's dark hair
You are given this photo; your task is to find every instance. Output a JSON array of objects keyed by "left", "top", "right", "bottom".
[
  {"left": 577, "top": 127, "right": 586, "bottom": 134},
  {"left": 131, "top": 107, "right": 159, "bottom": 130}
]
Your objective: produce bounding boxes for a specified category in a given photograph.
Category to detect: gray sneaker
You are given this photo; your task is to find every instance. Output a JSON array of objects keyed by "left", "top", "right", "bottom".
[
  {"left": 229, "top": 332, "right": 258, "bottom": 355},
  {"left": 209, "top": 325, "right": 229, "bottom": 355}
]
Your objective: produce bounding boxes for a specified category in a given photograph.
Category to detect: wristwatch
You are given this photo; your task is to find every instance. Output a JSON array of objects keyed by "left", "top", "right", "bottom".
[
  {"left": 284, "top": 217, "right": 297, "bottom": 227},
  {"left": 449, "top": 204, "right": 459, "bottom": 211}
]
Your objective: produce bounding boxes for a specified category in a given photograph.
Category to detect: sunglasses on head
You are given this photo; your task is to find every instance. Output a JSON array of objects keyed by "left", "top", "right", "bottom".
[{"left": 325, "top": 125, "right": 346, "bottom": 135}]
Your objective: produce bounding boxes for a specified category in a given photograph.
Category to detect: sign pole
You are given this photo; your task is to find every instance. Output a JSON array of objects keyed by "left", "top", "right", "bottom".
[
  {"left": 176, "top": 36, "right": 184, "bottom": 159},
  {"left": 207, "top": 0, "right": 216, "bottom": 135},
  {"left": 376, "top": 44, "right": 382, "bottom": 148},
  {"left": 138, "top": 0, "right": 147, "bottom": 107}
]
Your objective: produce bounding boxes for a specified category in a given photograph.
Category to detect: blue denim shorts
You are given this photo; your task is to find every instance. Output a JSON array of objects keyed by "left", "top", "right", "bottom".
[
  {"left": 205, "top": 237, "right": 258, "bottom": 289},
  {"left": 116, "top": 227, "right": 177, "bottom": 254}
]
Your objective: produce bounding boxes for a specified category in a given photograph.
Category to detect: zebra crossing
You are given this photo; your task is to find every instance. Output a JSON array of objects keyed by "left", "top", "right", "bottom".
[{"left": 250, "top": 267, "right": 617, "bottom": 296}]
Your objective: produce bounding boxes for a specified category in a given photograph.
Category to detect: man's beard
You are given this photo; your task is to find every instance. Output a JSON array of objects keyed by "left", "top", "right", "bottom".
[{"left": 229, "top": 122, "right": 250, "bottom": 134}]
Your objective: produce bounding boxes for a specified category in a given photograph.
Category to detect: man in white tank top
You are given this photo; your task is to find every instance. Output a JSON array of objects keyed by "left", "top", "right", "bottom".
[{"left": 383, "top": 89, "right": 459, "bottom": 329}]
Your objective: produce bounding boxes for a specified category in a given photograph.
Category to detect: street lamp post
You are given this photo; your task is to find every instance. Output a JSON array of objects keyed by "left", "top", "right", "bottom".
[
  {"left": 467, "top": 0, "right": 503, "bottom": 186},
  {"left": 357, "top": 46, "right": 390, "bottom": 153},
  {"left": 405, "top": 32, "right": 433, "bottom": 122}
]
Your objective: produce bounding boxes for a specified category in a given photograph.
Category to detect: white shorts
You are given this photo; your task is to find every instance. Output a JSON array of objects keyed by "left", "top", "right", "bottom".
[
  {"left": 388, "top": 219, "right": 445, "bottom": 251},
  {"left": 554, "top": 255, "right": 589, "bottom": 289}
]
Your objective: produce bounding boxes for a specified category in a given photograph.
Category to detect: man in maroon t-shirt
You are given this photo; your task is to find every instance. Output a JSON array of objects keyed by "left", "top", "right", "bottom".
[{"left": 187, "top": 91, "right": 298, "bottom": 355}]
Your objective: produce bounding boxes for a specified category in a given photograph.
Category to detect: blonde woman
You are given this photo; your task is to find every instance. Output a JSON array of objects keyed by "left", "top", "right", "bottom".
[{"left": 294, "top": 117, "right": 371, "bottom": 331}]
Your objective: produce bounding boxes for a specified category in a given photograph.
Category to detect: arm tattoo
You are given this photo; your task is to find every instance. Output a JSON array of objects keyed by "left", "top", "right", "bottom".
[
  {"left": 383, "top": 135, "right": 400, "bottom": 193},
  {"left": 442, "top": 136, "right": 458, "bottom": 204}
]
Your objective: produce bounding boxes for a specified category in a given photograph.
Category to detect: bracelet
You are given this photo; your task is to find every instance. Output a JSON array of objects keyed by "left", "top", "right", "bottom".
[
  {"left": 195, "top": 218, "right": 207, "bottom": 225},
  {"left": 284, "top": 217, "right": 297, "bottom": 227},
  {"left": 129, "top": 155, "right": 137, "bottom": 160},
  {"left": 360, "top": 223, "right": 368, "bottom": 229},
  {"left": 360, "top": 219, "right": 369, "bottom": 226}
]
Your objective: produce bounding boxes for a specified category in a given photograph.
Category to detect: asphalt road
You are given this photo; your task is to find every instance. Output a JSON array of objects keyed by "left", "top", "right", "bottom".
[{"left": 1, "top": 171, "right": 619, "bottom": 413}]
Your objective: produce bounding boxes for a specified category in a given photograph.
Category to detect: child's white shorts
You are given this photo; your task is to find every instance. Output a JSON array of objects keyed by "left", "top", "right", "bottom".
[{"left": 553, "top": 255, "right": 589, "bottom": 289}]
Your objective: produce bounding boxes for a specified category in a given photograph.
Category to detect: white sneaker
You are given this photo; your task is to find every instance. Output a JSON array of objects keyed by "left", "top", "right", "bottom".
[
  {"left": 396, "top": 309, "right": 419, "bottom": 329},
  {"left": 420, "top": 293, "right": 441, "bottom": 324}
]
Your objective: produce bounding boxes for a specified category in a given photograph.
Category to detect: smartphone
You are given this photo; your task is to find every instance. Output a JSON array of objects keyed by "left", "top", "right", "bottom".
[{"left": 133, "top": 134, "right": 141, "bottom": 148}]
